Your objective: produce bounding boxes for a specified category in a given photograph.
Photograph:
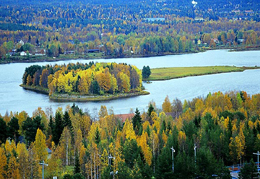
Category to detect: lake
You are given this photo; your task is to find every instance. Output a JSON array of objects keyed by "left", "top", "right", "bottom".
[{"left": 1, "top": 49, "right": 260, "bottom": 116}]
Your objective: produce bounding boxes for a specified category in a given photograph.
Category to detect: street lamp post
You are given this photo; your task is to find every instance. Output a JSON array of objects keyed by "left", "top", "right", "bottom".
[
  {"left": 194, "top": 144, "right": 197, "bottom": 166},
  {"left": 39, "top": 160, "right": 48, "bottom": 179},
  {"left": 108, "top": 154, "right": 116, "bottom": 179},
  {"left": 108, "top": 154, "right": 115, "bottom": 166},
  {"left": 170, "top": 146, "right": 175, "bottom": 173},
  {"left": 253, "top": 151, "right": 260, "bottom": 168}
]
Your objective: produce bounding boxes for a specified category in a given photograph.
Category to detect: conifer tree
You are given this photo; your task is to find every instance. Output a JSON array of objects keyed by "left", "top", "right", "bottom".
[
  {"left": 53, "top": 112, "right": 63, "bottom": 145},
  {"left": 132, "top": 108, "right": 142, "bottom": 134},
  {"left": 74, "top": 154, "right": 81, "bottom": 174}
]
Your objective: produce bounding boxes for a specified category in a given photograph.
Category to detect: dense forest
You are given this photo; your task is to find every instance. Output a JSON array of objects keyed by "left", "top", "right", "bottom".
[
  {"left": 1, "top": 0, "right": 260, "bottom": 59},
  {"left": 22, "top": 62, "right": 143, "bottom": 96},
  {"left": 1, "top": 91, "right": 260, "bottom": 178}
]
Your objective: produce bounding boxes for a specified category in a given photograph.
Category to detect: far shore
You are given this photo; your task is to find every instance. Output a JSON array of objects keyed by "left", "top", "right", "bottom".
[
  {"left": 0, "top": 51, "right": 198, "bottom": 64},
  {"left": 2, "top": 46, "right": 260, "bottom": 65}
]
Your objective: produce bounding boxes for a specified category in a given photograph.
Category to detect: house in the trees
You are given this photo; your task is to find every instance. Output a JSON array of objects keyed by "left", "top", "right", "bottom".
[
  {"left": 64, "top": 50, "right": 75, "bottom": 55},
  {"left": 115, "top": 113, "right": 135, "bottom": 123},
  {"left": 237, "top": 39, "right": 244, "bottom": 44},
  {"left": 212, "top": 38, "right": 219, "bottom": 44},
  {"left": 8, "top": 49, "right": 17, "bottom": 56},
  {"left": 20, "top": 51, "right": 27, "bottom": 56},
  {"left": 87, "top": 49, "right": 100, "bottom": 53},
  {"left": 34, "top": 48, "right": 46, "bottom": 56},
  {"left": 18, "top": 40, "right": 24, "bottom": 46}
]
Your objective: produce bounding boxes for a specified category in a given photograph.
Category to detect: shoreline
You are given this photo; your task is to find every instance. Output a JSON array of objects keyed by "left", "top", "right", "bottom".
[
  {"left": 0, "top": 51, "right": 199, "bottom": 64},
  {"left": 2, "top": 46, "right": 260, "bottom": 65},
  {"left": 49, "top": 91, "right": 150, "bottom": 102},
  {"left": 20, "top": 84, "right": 150, "bottom": 102}
]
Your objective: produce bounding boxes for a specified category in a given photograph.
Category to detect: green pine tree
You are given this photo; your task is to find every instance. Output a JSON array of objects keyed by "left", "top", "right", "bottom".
[{"left": 74, "top": 154, "right": 81, "bottom": 174}]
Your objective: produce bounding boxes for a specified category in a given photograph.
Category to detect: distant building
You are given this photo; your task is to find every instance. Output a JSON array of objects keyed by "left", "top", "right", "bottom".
[
  {"left": 18, "top": 40, "right": 24, "bottom": 46},
  {"left": 194, "top": 17, "right": 204, "bottom": 21},
  {"left": 245, "top": 10, "right": 254, "bottom": 14},
  {"left": 34, "top": 48, "right": 46, "bottom": 56},
  {"left": 238, "top": 39, "right": 244, "bottom": 44},
  {"left": 212, "top": 38, "right": 219, "bottom": 44},
  {"left": 115, "top": 113, "right": 135, "bottom": 123},
  {"left": 8, "top": 49, "right": 17, "bottom": 56},
  {"left": 20, "top": 51, "right": 27, "bottom": 56},
  {"left": 88, "top": 49, "right": 100, "bottom": 53},
  {"left": 144, "top": 18, "right": 165, "bottom": 22},
  {"left": 64, "top": 50, "right": 75, "bottom": 55},
  {"left": 232, "top": 10, "right": 240, "bottom": 14},
  {"left": 47, "top": 148, "right": 52, "bottom": 159}
]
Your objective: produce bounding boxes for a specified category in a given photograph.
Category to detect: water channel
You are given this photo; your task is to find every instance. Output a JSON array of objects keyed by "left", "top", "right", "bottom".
[{"left": 1, "top": 49, "right": 260, "bottom": 116}]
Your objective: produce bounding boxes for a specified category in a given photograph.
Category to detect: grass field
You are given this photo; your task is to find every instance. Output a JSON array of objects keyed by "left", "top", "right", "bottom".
[{"left": 147, "top": 66, "right": 260, "bottom": 81}]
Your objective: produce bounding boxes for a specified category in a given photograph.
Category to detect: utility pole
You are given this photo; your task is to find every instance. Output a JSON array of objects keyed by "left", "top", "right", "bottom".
[
  {"left": 194, "top": 144, "right": 197, "bottom": 167},
  {"left": 108, "top": 154, "right": 116, "bottom": 179},
  {"left": 253, "top": 151, "right": 260, "bottom": 168},
  {"left": 108, "top": 154, "right": 115, "bottom": 165},
  {"left": 39, "top": 160, "right": 48, "bottom": 179},
  {"left": 170, "top": 146, "right": 175, "bottom": 173}
]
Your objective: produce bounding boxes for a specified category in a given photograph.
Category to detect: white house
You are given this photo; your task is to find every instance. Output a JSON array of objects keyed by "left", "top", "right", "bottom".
[
  {"left": 20, "top": 51, "right": 27, "bottom": 56},
  {"left": 19, "top": 40, "right": 24, "bottom": 46}
]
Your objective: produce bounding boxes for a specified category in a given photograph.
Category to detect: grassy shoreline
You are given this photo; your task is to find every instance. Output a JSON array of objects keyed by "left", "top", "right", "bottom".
[
  {"left": 146, "top": 66, "right": 260, "bottom": 81},
  {"left": 49, "top": 91, "right": 150, "bottom": 102},
  {"left": 2, "top": 46, "right": 260, "bottom": 65},
  {"left": 0, "top": 51, "right": 200, "bottom": 64},
  {"left": 20, "top": 84, "right": 150, "bottom": 102}
]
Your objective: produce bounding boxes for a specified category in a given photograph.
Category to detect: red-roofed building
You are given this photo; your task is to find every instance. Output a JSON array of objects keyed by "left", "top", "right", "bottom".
[{"left": 115, "top": 113, "right": 135, "bottom": 123}]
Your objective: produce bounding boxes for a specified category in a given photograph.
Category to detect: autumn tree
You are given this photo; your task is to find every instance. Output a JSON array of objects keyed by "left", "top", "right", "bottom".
[
  {"left": 17, "top": 143, "right": 30, "bottom": 179},
  {"left": 34, "top": 128, "right": 48, "bottom": 162},
  {"left": 0, "top": 147, "right": 7, "bottom": 179},
  {"left": 162, "top": 95, "right": 172, "bottom": 113}
]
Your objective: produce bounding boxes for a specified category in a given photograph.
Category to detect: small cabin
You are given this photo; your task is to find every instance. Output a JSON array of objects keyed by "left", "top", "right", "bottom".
[{"left": 87, "top": 49, "right": 100, "bottom": 53}]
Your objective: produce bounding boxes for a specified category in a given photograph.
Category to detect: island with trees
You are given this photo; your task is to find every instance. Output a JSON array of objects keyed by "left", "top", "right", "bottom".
[{"left": 20, "top": 62, "right": 149, "bottom": 101}]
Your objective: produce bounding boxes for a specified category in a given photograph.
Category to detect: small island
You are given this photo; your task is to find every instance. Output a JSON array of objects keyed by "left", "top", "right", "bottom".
[
  {"left": 147, "top": 66, "right": 260, "bottom": 81},
  {"left": 20, "top": 62, "right": 149, "bottom": 101}
]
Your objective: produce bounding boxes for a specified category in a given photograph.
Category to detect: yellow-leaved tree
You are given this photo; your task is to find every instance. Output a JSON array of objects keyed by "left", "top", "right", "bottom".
[
  {"left": 178, "top": 131, "right": 187, "bottom": 151},
  {"left": 123, "top": 119, "right": 136, "bottom": 141},
  {"left": 46, "top": 142, "right": 62, "bottom": 178},
  {"left": 75, "top": 129, "right": 83, "bottom": 154},
  {"left": 34, "top": 128, "right": 48, "bottom": 162},
  {"left": 229, "top": 127, "right": 245, "bottom": 164},
  {"left": 5, "top": 140, "right": 20, "bottom": 179},
  {"left": 138, "top": 132, "right": 152, "bottom": 166},
  {"left": 16, "top": 111, "right": 28, "bottom": 135},
  {"left": 162, "top": 95, "right": 172, "bottom": 113},
  {"left": 0, "top": 147, "right": 7, "bottom": 179},
  {"left": 17, "top": 143, "right": 30, "bottom": 179}
]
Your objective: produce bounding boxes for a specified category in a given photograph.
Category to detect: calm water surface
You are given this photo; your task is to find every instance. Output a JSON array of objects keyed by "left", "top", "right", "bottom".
[{"left": 1, "top": 50, "right": 260, "bottom": 116}]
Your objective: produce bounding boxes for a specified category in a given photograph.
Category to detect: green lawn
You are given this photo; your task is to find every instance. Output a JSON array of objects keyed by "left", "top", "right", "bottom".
[{"left": 147, "top": 66, "right": 260, "bottom": 81}]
